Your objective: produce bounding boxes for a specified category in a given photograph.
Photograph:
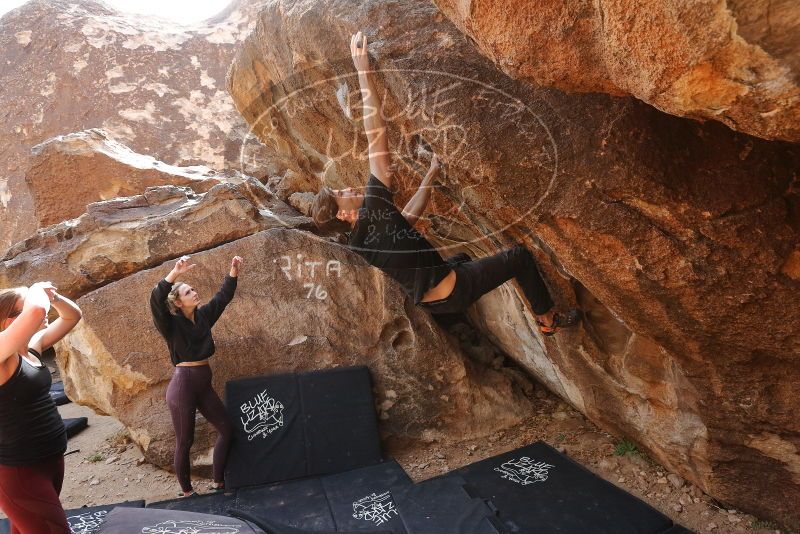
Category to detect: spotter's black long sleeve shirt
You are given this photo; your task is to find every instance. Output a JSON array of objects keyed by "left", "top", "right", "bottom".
[{"left": 150, "top": 275, "right": 237, "bottom": 366}]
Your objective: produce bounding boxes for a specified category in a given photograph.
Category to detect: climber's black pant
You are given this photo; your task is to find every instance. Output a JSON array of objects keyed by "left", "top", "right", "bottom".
[{"left": 418, "top": 246, "right": 554, "bottom": 315}]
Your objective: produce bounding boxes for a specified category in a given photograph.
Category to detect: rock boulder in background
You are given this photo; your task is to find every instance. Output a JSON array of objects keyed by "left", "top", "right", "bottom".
[
  {"left": 1, "top": 176, "right": 310, "bottom": 298},
  {"left": 0, "top": 0, "right": 273, "bottom": 250},
  {"left": 26, "top": 129, "right": 222, "bottom": 227}
]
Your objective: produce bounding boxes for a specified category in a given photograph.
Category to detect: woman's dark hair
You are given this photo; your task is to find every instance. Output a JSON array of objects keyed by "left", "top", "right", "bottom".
[
  {"left": 310, "top": 186, "right": 352, "bottom": 234},
  {"left": 0, "top": 288, "right": 26, "bottom": 332}
]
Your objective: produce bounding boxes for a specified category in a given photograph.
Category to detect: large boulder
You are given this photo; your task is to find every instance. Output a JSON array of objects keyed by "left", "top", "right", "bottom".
[
  {"left": 226, "top": 0, "right": 800, "bottom": 526},
  {"left": 26, "top": 129, "right": 222, "bottom": 227},
  {"left": 58, "top": 229, "right": 531, "bottom": 471},
  {"left": 432, "top": 0, "right": 800, "bottom": 143},
  {"left": 0, "top": 0, "right": 272, "bottom": 250},
  {"left": 1, "top": 178, "right": 310, "bottom": 298}
]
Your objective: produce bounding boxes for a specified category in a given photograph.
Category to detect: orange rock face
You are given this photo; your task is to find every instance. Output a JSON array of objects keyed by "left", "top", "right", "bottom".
[
  {"left": 432, "top": 0, "right": 800, "bottom": 143},
  {"left": 0, "top": 1, "right": 534, "bottom": 492},
  {"left": 226, "top": 0, "right": 800, "bottom": 526},
  {"left": 27, "top": 129, "right": 221, "bottom": 227}
]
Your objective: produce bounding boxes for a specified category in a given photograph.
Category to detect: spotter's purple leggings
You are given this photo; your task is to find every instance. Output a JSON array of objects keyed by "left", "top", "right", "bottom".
[{"left": 166, "top": 365, "right": 232, "bottom": 493}]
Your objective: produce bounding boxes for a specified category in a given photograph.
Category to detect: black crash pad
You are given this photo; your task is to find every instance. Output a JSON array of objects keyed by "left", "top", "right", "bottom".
[
  {"left": 225, "top": 366, "right": 382, "bottom": 489},
  {"left": 234, "top": 477, "right": 336, "bottom": 531},
  {"left": 299, "top": 366, "right": 382, "bottom": 475},
  {"left": 226, "top": 371, "right": 306, "bottom": 487},
  {"left": 64, "top": 501, "right": 145, "bottom": 534},
  {"left": 0, "top": 500, "right": 144, "bottom": 534},
  {"left": 228, "top": 510, "right": 314, "bottom": 534},
  {"left": 50, "top": 381, "right": 71, "bottom": 406},
  {"left": 231, "top": 461, "right": 410, "bottom": 533},
  {"left": 321, "top": 460, "right": 411, "bottom": 533},
  {"left": 448, "top": 441, "right": 674, "bottom": 533},
  {"left": 228, "top": 509, "right": 393, "bottom": 534},
  {"left": 64, "top": 417, "right": 88, "bottom": 439},
  {"left": 391, "top": 476, "right": 505, "bottom": 534},
  {"left": 98, "top": 507, "right": 263, "bottom": 533},
  {"left": 147, "top": 491, "right": 237, "bottom": 516}
]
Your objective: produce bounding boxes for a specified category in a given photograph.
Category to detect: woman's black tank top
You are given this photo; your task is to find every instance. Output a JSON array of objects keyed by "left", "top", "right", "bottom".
[{"left": 0, "top": 348, "right": 66, "bottom": 465}]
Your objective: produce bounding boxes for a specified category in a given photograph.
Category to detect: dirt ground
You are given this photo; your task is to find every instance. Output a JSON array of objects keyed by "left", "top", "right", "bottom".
[{"left": 40, "top": 391, "right": 789, "bottom": 534}]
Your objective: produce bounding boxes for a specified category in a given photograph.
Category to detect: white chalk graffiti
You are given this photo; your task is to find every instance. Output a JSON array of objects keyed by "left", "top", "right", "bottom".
[
  {"left": 274, "top": 255, "right": 342, "bottom": 300},
  {"left": 352, "top": 491, "right": 398, "bottom": 526},
  {"left": 494, "top": 456, "right": 555, "bottom": 485},
  {"left": 140, "top": 519, "right": 241, "bottom": 534},
  {"left": 239, "top": 388, "right": 284, "bottom": 441},
  {"left": 67, "top": 510, "right": 107, "bottom": 534}
]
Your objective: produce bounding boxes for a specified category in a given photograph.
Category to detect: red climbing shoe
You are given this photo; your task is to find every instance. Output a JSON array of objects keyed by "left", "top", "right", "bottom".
[{"left": 537, "top": 309, "right": 581, "bottom": 336}]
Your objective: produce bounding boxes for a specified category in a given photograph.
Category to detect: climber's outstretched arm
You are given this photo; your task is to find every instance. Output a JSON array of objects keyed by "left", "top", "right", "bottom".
[{"left": 351, "top": 31, "right": 391, "bottom": 188}]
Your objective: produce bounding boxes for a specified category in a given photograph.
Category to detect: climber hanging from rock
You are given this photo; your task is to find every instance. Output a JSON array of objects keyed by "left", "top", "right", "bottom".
[{"left": 310, "top": 31, "right": 580, "bottom": 336}]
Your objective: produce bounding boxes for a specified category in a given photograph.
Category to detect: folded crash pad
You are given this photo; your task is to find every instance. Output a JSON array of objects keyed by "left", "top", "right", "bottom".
[
  {"left": 50, "top": 381, "right": 71, "bottom": 406},
  {"left": 299, "top": 366, "right": 382, "bottom": 475}
]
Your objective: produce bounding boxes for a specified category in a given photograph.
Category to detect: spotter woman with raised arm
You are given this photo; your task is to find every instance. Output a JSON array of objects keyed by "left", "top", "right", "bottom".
[{"left": 150, "top": 255, "right": 242, "bottom": 497}]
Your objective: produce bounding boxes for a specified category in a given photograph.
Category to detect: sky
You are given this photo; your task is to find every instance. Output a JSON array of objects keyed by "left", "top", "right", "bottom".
[{"left": 0, "top": 0, "right": 233, "bottom": 24}]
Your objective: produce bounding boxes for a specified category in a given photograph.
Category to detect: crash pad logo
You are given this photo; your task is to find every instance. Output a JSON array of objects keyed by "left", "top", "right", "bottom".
[
  {"left": 352, "top": 491, "right": 398, "bottom": 526},
  {"left": 141, "top": 519, "right": 242, "bottom": 533},
  {"left": 495, "top": 456, "right": 555, "bottom": 485},
  {"left": 67, "top": 510, "right": 107, "bottom": 534},
  {"left": 239, "top": 388, "right": 284, "bottom": 441}
]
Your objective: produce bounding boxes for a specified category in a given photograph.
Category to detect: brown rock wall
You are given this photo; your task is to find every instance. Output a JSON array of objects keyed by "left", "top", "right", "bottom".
[
  {"left": 432, "top": 0, "right": 800, "bottom": 142},
  {"left": 1, "top": 177, "right": 310, "bottom": 298},
  {"left": 226, "top": 0, "right": 800, "bottom": 525},
  {"left": 26, "top": 129, "right": 221, "bottom": 227}
]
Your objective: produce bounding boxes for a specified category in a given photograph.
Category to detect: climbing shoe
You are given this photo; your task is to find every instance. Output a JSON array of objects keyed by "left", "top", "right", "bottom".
[{"left": 537, "top": 309, "right": 581, "bottom": 336}]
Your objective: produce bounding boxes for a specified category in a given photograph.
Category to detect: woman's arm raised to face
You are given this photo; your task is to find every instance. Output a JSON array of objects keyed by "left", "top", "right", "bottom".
[
  {"left": 166, "top": 255, "right": 196, "bottom": 284},
  {"left": 29, "top": 288, "right": 82, "bottom": 353},
  {"left": 0, "top": 283, "right": 50, "bottom": 363}
]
